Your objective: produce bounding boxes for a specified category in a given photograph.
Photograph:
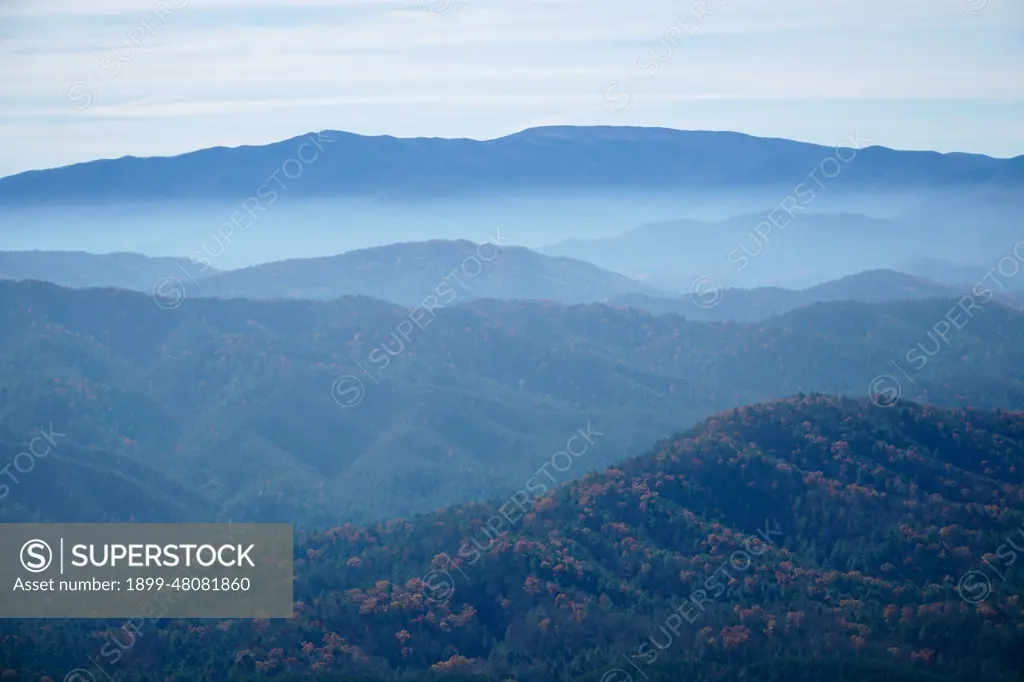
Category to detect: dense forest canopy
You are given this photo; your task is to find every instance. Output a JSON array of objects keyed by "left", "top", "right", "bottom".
[{"left": 2, "top": 395, "right": 1024, "bottom": 681}]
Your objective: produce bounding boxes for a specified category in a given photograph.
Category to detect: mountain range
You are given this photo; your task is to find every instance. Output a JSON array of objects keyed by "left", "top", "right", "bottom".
[
  {"left": 607, "top": 269, "right": 1024, "bottom": 321},
  {"left": 2, "top": 280, "right": 1024, "bottom": 528},
  {"left": 177, "top": 239, "right": 664, "bottom": 306},
  {"left": 5, "top": 243, "right": 1021, "bottom": 321},
  {"left": 0, "top": 242, "right": 662, "bottom": 307},
  {"left": 2, "top": 128, "right": 1020, "bottom": 285},
  {"left": 3, "top": 124, "right": 1023, "bottom": 682},
  {"left": 2, "top": 127, "right": 1022, "bottom": 204},
  {"left": 540, "top": 212, "right": 1024, "bottom": 291},
  {"left": 3, "top": 395, "right": 1023, "bottom": 681}
]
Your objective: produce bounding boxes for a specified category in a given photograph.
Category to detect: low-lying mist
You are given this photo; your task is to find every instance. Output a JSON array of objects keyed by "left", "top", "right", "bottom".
[{"left": 0, "top": 187, "right": 1017, "bottom": 291}]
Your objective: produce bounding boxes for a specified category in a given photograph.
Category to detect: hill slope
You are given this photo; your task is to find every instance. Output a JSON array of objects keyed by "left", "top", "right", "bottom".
[
  {"left": 2, "top": 281, "right": 1024, "bottom": 528},
  {"left": 4, "top": 395, "right": 1024, "bottom": 681}
]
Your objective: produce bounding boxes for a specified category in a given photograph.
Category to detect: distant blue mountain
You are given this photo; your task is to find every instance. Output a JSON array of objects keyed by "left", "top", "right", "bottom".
[
  {"left": 0, "top": 241, "right": 662, "bottom": 306},
  {"left": 1, "top": 126, "right": 1021, "bottom": 204}
]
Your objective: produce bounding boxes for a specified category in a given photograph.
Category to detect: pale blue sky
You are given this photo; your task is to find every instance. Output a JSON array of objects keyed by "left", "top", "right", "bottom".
[{"left": 0, "top": 0, "right": 1021, "bottom": 177}]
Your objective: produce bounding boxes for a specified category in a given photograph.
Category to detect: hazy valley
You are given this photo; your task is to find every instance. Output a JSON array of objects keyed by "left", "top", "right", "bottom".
[{"left": 1, "top": 115, "right": 1022, "bottom": 682}]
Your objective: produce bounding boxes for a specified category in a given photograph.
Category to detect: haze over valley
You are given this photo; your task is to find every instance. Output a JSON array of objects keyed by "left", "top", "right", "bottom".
[
  {"left": 2, "top": 0, "right": 1024, "bottom": 680},
  {"left": 2, "top": 127, "right": 1021, "bottom": 288}
]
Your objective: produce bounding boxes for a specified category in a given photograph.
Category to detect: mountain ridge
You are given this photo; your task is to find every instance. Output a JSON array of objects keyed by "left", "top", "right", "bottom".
[
  {"left": 185, "top": 238, "right": 666, "bottom": 305},
  {"left": 539, "top": 210, "right": 1023, "bottom": 291},
  {"left": 3, "top": 244, "right": 1006, "bottom": 316},
  {"left": 607, "top": 269, "right": 1024, "bottom": 321},
  {"left": 4, "top": 394, "right": 1024, "bottom": 681},
  {"left": 2, "top": 126, "right": 1021, "bottom": 203},
  {"left": 3, "top": 280, "right": 1024, "bottom": 527}
]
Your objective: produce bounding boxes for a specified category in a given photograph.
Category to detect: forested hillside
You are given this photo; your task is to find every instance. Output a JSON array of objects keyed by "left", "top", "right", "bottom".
[
  {"left": 3, "top": 395, "right": 1023, "bottom": 681},
  {"left": 2, "top": 282, "right": 1024, "bottom": 526}
]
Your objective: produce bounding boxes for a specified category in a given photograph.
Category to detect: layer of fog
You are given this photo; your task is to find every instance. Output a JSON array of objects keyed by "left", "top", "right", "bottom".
[{"left": 0, "top": 187, "right": 1017, "bottom": 291}]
